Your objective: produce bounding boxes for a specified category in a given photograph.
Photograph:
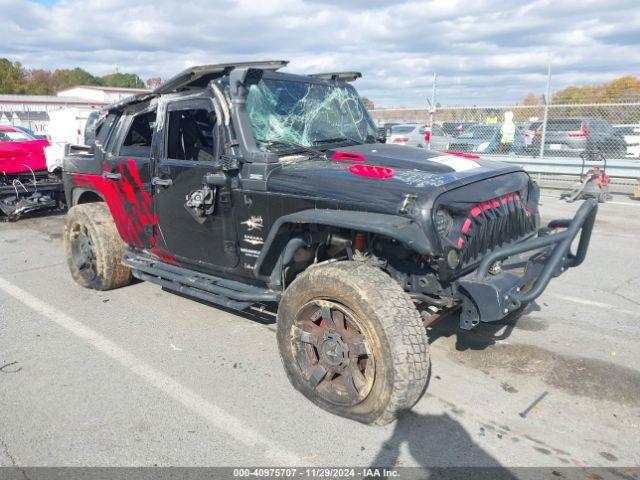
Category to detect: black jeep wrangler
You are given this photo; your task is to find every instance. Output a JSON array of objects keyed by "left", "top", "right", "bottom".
[{"left": 62, "top": 61, "right": 597, "bottom": 425}]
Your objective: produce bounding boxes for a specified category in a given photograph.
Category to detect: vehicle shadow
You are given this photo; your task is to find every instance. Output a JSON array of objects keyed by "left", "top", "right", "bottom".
[
  {"left": 427, "top": 302, "right": 541, "bottom": 351},
  {"left": 163, "top": 288, "right": 278, "bottom": 325},
  {"left": 369, "top": 410, "right": 518, "bottom": 477}
]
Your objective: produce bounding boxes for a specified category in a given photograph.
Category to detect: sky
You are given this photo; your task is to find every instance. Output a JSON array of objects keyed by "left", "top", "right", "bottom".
[{"left": 2, "top": 0, "right": 639, "bottom": 107}]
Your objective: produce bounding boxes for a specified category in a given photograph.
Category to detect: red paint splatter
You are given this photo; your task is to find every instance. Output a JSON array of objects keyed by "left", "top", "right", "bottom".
[{"left": 72, "top": 159, "right": 175, "bottom": 264}]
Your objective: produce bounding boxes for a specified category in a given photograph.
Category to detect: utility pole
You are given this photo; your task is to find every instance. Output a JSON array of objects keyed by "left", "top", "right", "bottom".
[
  {"left": 538, "top": 63, "right": 552, "bottom": 159},
  {"left": 428, "top": 72, "right": 437, "bottom": 150}
]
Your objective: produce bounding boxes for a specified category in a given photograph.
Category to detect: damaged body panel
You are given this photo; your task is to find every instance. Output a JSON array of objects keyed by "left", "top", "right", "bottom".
[{"left": 0, "top": 126, "right": 64, "bottom": 221}]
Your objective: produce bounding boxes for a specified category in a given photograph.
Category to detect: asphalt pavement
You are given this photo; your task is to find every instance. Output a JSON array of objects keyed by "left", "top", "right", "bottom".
[{"left": 1, "top": 190, "right": 639, "bottom": 469}]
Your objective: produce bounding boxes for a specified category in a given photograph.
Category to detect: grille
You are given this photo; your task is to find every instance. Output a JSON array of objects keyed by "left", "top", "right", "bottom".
[{"left": 455, "top": 192, "right": 535, "bottom": 264}]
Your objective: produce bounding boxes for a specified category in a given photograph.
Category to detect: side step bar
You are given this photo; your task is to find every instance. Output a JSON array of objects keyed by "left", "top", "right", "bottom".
[{"left": 123, "top": 253, "right": 281, "bottom": 310}]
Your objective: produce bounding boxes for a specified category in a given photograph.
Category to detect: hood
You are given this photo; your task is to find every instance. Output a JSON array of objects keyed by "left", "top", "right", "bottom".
[{"left": 267, "top": 143, "right": 521, "bottom": 214}]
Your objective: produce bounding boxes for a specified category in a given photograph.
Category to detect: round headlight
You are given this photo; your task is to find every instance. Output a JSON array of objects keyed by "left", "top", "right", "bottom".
[{"left": 434, "top": 208, "right": 453, "bottom": 238}]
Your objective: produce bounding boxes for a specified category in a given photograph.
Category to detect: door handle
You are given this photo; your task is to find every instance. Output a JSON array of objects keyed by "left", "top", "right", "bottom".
[
  {"left": 102, "top": 171, "right": 122, "bottom": 180},
  {"left": 152, "top": 177, "right": 173, "bottom": 187}
]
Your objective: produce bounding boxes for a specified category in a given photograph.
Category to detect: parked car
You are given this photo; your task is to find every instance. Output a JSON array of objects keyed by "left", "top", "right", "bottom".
[
  {"left": 613, "top": 125, "right": 640, "bottom": 158},
  {"left": 386, "top": 124, "right": 417, "bottom": 144},
  {"left": 44, "top": 106, "right": 101, "bottom": 172},
  {"left": 531, "top": 117, "right": 627, "bottom": 157},
  {"left": 0, "top": 125, "right": 49, "bottom": 174},
  {"left": 380, "top": 122, "right": 400, "bottom": 138},
  {"left": 61, "top": 61, "right": 598, "bottom": 425},
  {"left": 441, "top": 122, "right": 474, "bottom": 138},
  {"left": 0, "top": 125, "right": 62, "bottom": 220},
  {"left": 14, "top": 126, "right": 48, "bottom": 140},
  {"left": 521, "top": 121, "right": 542, "bottom": 149},
  {"left": 448, "top": 124, "right": 525, "bottom": 154},
  {"left": 386, "top": 123, "right": 452, "bottom": 150}
]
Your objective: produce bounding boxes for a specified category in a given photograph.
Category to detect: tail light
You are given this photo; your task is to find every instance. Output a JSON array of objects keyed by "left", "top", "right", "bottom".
[
  {"left": 393, "top": 137, "right": 409, "bottom": 143},
  {"left": 568, "top": 122, "right": 589, "bottom": 137},
  {"left": 424, "top": 124, "right": 431, "bottom": 142}
]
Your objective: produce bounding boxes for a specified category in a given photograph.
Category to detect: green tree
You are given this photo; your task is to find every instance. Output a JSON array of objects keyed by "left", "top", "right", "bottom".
[
  {"left": 53, "top": 67, "right": 104, "bottom": 89},
  {"left": 102, "top": 72, "right": 145, "bottom": 88},
  {"left": 0, "top": 58, "right": 24, "bottom": 93}
]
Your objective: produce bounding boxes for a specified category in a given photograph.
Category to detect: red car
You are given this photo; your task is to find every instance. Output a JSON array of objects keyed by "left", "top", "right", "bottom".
[{"left": 0, "top": 125, "right": 50, "bottom": 175}]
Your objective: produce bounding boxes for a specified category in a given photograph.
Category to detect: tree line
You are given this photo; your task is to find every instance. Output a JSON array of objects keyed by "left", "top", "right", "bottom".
[
  {"left": 522, "top": 75, "right": 640, "bottom": 105},
  {"left": 0, "top": 58, "right": 163, "bottom": 95}
]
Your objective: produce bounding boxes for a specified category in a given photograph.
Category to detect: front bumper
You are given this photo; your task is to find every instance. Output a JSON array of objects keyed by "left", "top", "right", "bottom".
[{"left": 456, "top": 198, "right": 598, "bottom": 329}]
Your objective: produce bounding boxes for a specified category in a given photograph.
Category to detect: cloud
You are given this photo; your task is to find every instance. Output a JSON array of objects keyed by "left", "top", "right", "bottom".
[{"left": 0, "top": 0, "right": 638, "bottom": 106}]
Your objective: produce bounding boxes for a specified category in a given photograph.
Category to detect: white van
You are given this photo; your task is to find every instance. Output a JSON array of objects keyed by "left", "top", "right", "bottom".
[{"left": 44, "top": 106, "right": 99, "bottom": 171}]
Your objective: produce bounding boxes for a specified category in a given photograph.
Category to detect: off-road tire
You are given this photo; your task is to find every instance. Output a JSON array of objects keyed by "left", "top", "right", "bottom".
[
  {"left": 277, "top": 261, "right": 430, "bottom": 425},
  {"left": 63, "top": 203, "right": 132, "bottom": 291}
]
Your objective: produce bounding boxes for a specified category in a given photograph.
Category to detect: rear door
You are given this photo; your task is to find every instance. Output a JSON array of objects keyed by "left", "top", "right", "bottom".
[
  {"left": 99, "top": 107, "right": 156, "bottom": 249},
  {"left": 153, "top": 98, "right": 238, "bottom": 270}
]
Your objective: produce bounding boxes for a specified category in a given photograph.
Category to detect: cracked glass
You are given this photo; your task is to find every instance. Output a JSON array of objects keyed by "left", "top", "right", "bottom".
[{"left": 246, "top": 78, "right": 377, "bottom": 153}]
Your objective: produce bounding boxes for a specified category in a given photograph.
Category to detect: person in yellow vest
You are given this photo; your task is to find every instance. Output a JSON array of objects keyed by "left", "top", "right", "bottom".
[
  {"left": 499, "top": 111, "right": 516, "bottom": 153},
  {"left": 485, "top": 112, "right": 498, "bottom": 124}
]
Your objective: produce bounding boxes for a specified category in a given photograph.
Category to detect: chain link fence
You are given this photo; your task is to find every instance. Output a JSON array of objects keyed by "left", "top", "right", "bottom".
[{"left": 370, "top": 102, "right": 640, "bottom": 161}]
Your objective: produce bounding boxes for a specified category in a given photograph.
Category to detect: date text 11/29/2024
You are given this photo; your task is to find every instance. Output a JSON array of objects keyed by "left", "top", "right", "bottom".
[{"left": 232, "top": 468, "right": 399, "bottom": 478}]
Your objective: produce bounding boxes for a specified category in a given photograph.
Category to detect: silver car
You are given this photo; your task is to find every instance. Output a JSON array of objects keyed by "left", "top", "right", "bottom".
[{"left": 387, "top": 123, "right": 452, "bottom": 151}]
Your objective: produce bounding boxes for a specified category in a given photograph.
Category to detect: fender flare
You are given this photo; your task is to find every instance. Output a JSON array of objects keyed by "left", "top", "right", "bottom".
[
  {"left": 71, "top": 187, "right": 105, "bottom": 206},
  {"left": 253, "top": 209, "right": 434, "bottom": 279}
]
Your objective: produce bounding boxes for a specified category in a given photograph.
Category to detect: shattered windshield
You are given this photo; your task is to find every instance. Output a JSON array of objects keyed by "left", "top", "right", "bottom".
[{"left": 246, "top": 77, "right": 377, "bottom": 153}]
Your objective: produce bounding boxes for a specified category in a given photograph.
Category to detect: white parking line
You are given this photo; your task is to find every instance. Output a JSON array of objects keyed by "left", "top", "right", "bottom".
[
  {"left": 0, "top": 275, "right": 300, "bottom": 465},
  {"left": 549, "top": 293, "right": 640, "bottom": 318}
]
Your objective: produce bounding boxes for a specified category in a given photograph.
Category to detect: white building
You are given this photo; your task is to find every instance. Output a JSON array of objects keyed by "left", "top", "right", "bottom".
[
  {"left": 0, "top": 85, "right": 150, "bottom": 136},
  {"left": 56, "top": 86, "right": 150, "bottom": 104}
]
